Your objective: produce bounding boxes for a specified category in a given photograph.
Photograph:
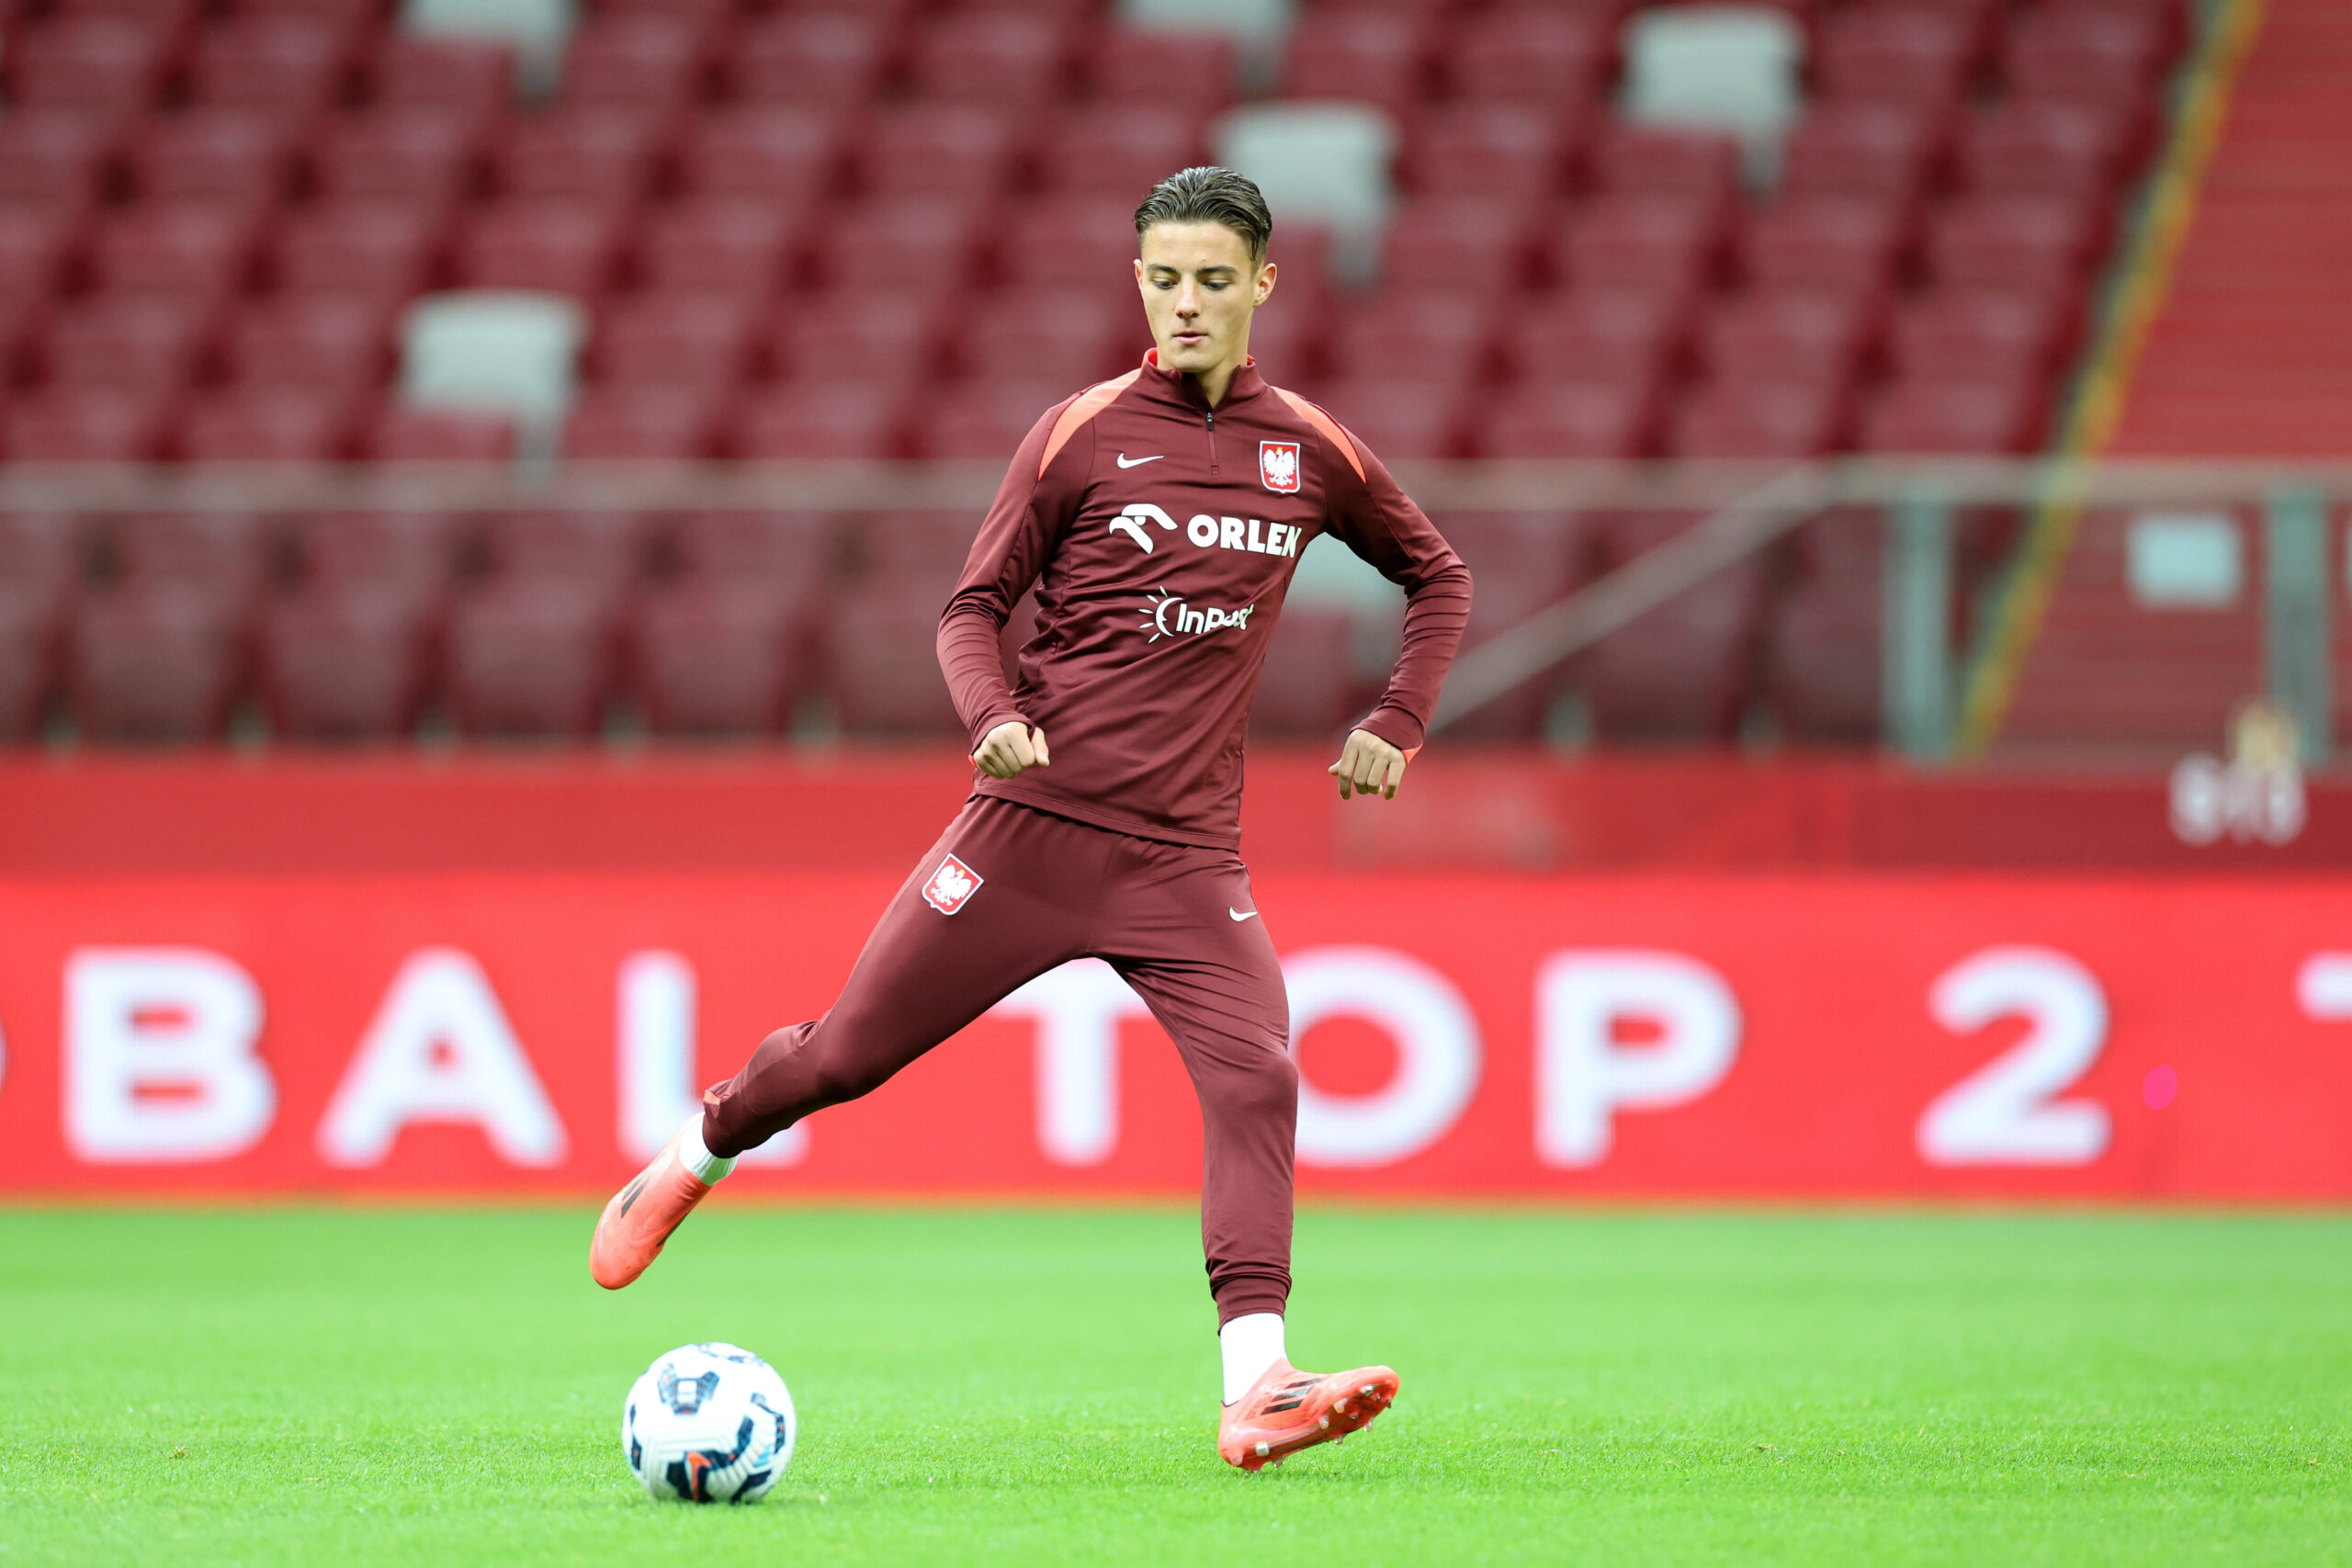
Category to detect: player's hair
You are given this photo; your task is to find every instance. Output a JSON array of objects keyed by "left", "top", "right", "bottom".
[{"left": 1134, "top": 166, "right": 1273, "bottom": 265}]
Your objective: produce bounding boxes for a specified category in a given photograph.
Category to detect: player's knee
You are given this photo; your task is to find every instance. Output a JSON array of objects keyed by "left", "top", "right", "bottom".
[{"left": 1209, "top": 1040, "right": 1297, "bottom": 1125}]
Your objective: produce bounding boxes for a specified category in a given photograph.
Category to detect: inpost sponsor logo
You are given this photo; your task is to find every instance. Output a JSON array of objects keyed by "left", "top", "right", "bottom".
[{"left": 1138, "top": 589, "right": 1256, "bottom": 643}]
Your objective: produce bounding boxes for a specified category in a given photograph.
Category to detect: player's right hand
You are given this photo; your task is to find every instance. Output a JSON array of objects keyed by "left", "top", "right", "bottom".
[{"left": 973, "top": 721, "right": 1050, "bottom": 779}]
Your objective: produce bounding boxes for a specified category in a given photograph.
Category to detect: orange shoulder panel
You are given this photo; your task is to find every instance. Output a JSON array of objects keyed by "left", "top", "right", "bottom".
[
  {"left": 1036, "top": 369, "right": 1142, "bottom": 479},
  {"left": 1271, "top": 387, "right": 1366, "bottom": 481}
]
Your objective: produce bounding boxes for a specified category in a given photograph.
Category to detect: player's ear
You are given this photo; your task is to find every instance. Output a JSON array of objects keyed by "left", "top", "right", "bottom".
[{"left": 1254, "top": 259, "right": 1276, "bottom": 306}]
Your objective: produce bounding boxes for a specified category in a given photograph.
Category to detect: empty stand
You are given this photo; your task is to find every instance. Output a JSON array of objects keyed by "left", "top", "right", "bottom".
[{"left": 634, "top": 580, "right": 802, "bottom": 734}]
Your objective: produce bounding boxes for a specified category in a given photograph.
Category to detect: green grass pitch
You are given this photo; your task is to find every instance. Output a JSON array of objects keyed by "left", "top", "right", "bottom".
[{"left": 0, "top": 1205, "right": 2344, "bottom": 1566}]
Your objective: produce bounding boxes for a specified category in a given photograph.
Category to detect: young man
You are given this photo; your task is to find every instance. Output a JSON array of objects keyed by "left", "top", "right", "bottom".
[{"left": 592, "top": 167, "right": 1472, "bottom": 1472}]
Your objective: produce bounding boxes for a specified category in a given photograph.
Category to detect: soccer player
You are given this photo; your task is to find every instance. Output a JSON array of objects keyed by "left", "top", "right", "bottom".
[{"left": 592, "top": 167, "right": 1473, "bottom": 1471}]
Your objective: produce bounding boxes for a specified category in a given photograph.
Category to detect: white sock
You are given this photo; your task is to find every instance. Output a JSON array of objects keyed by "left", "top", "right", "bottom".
[
  {"left": 677, "top": 1116, "right": 735, "bottom": 1184},
  {"left": 1220, "top": 1313, "right": 1285, "bottom": 1404}
]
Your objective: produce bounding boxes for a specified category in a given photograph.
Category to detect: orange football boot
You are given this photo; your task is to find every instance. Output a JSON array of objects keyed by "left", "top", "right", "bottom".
[
  {"left": 1217, "top": 1359, "right": 1400, "bottom": 1471},
  {"left": 590, "top": 1119, "right": 716, "bottom": 1290}
]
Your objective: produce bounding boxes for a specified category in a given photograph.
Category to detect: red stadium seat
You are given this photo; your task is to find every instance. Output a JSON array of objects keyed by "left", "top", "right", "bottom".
[
  {"left": 1431, "top": 510, "right": 1590, "bottom": 739},
  {"left": 50, "top": 0, "right": 201, "bottom": 28},
  {"left": 1926, "top": 194, "right": 2105, "bottom": 294},
  {"left": 0, "top": 513, "right": 81, "bottom": 738},
  {"left": 1480, "top": 378, "right": 1663, "bottom": 459},
  {"left": 1449, "top": 6, "right": 1614, "bottom": 106},
  {"left": 1858, "top": 372, "right": 2050, "bottom": 454},
  {"left": 815, "top": 199, "right": 989, "bottom": 292},
  {"left": 234, "top": 0, "right": 381, "bottom": 28},
  {"left": 1815, "top": 6, "right": 1978, "bottom": 110},
  {"left": 368, "top": 36, "right": 515, "bottom": 125},
  {"left": 859, "top": 105, "right": 1025, "bottom": 203},
  {"left": 1777, "top": 102, "right": 1946, "bottom": 209},
  {"left": 560, "top": 384, "right": 726, "bottom": 459},
  {"left": 1553, "top": 195, "right": 1730, "bottom": 294},
  {"left": 1672, "top": 375, "right": 1851, "bottom": 458},
  {"left": 0, "top": 206, "right": 82, "bottom": 300},
  {"left": 260, "top": 580, "right": 436, "bottom": 739},
  {"left": 1584, "top": 513, "right": 1763, "bottom": 740},
  {"left": 765, "top": 290, "right": 942, "bottom": 387},
  {"left": 445, "top": 579, "right": 618, "bottom": 737},
  {"left": 1505, "top": 288, "right": 1691, "bottom": 389},
  {"left": 1312, "top": 376, "right": 1469, "bottom": 459},
  {"left": 633, "top": 579, "right": 803, "bottom": 735},
  {"left": 675, "top": 105, "right": 842, "bottom": 207},
  {"left": 178, "top": 385, "right": 360, "bottom": 460},
  {"left": 592, "top": 291, "right": 762, "bottom": 389},
  {"left": 185, "top": 15, "right": 359, "bottom": 118},
  {"left": 1589, "top": 126, "right": 1740, "bottom": 208},
  {"left": 125, "top": 107, "right": 302, "bottom": 209},
  {"left": 729, "top": 380, "right": 910, "bottom": 458},
  {"left": 1957, "top": 99, "right": 2139, "bottom": 200},
  {"left": 1249, "top": 606, "right": 1359, "bottom": 741},
  {"left": 1033, "top": 106, "right": 1208, "bottom": 200},
  {"left": 556, "top": 13, "right": 715, "bottom": 114},
  {"left": 907, "top": 12, "right": 1073, "bottom": 107},
  {"left": 669, "top": 512, "right": 831, "bottom": 585},
  {"left": 69, "top": 583, "right": 248, "bottom": 740},
  {"left": 1700, "top": 288, "right": 1880, "bottom": 389},
  {"left": 1769, "top": 521, "right": 1882, "bottom": 741},
  {"left": 311, "top": 108, "right": 485, "bottom": 206},
  {"left": 2004, "top": 5, "right": 2171, "bottom": 104},
  {"left": 1404, "top": 105, "right": 1582, "bottom": 206},
  {"left": 638, "top": 197, "right": 806, "bottom": 298},
  {"left": 828, "top": 586, "right": 964, "bottom": 737},
  {"left": 492, "top": 105, "right": 671, "bottom": 205},
  {"left": 958, "top": 289, "right": 1131, "bottom": 387},
  {"left": 0, "top": 108, "right": 120, "bottom": 215},
  {"left": 270, "top": 200, "right": 448, "bottom": 299},
  {"left": 366, "top": 406, "right": 517, "bottom": 461},
  {"left": 5, "top": 18, "right": 174, "bottom": 117},
  {"left": 1327, "top": 290, "right": 1501, "bottom": 388},
  {"left": 455, "top": 199, "right": 631, "bottom": 296},
  {"left": 1279, "top": 11, "right": 1435, "bottom": 115},
  {"left": 295, "top": 510, "right": 458, "bottom": 609},
  {"left": 918, "top": 379, "right": 1070, "bottom": 461},
  {"left": 1741, "top": 195, "right": 1909, "bottom": 295},
  {"left": 997, "top": 197, "right": 1146, "bottom": 307},
  {"left": 39, "top": 295, "right": 215, "bottom": 390},
  {"left": 481, "top": 509, "right": 647, "bottom": 599},
  {"left": 724, "top": 13, "right": 894, "bottom": 108},
  {"left": 220, "top": 293, "right": 395, "bottom": 391},
  {"left": 1887, "top": 286, "right": 2076, "bottom": 384},
  {"left": 1085, "top": 29, "right": 1237, "bottom": 117},
  {"left": 108, "top": 510, "right": 272, "bottom": 592},
  {"left": 863, "top": 511, "right": 972, "bottom": 580},
  {"left": 4, "top": 387, "right": 174, "bottom": 459},
  {"left": 1241, "top": 298, "right": 1332, "bottom": 388},
  {"left": 86, "top": 202, "right": 262, "bottom": 300},
  {"left": 1375, "top": 196, "right": 1544, "bottom": 298}
]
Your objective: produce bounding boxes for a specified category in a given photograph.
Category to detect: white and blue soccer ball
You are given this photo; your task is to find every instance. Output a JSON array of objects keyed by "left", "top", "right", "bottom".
[{"left": 622, "top": 1342, "right": 797, "bottom": 1504}]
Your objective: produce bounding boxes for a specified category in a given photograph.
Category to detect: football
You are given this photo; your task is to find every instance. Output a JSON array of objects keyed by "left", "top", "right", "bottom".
[{"left": 622, "top": 1342, "right": 797, "bottom": 1504}]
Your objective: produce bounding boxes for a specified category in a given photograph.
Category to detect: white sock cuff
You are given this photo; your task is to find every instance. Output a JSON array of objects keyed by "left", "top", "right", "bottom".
[
  {"left": 1219, "top": 1312, "right": 1285, "bottom": 1404},
  {"left": 677, "top": 1116, "right": 735, "bottom": 1184}
]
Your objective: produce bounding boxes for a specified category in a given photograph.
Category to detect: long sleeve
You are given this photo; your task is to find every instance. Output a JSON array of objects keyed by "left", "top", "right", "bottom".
[
  {"left": 936, "top": 395, "right": 1095, "bottom": 749},
  {"left": 1317, "top": 431, "right": 1474, "bottom": 754}
]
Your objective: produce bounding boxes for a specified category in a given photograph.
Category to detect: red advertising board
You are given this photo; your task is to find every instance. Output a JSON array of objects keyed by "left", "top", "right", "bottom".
[{"left": 1, "top": 873, "right": 2346, "bottom": 1199}]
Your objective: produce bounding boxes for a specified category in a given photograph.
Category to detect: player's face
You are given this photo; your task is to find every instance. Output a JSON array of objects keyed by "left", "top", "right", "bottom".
[{"left": 1134, "top": 221, "right": 1276, "bottom": 381}]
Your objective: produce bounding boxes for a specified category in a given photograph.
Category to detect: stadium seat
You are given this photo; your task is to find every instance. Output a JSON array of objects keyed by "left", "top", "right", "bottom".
[
  {"left": 1480, "top": 378, "right": 1663, "bottom": 459},
  {"left": 220, "top": 294, "right": 395, "bottom": 392},
  {"left": 1086, "top": 28, "right": 1237, "bottom": 117},
  {"left": 454, "top": 199, "right": 631, "bottom": 296},
  {"left": 1374, "top": 197, "right": 1544, "bottom": 298},
  {"left": 827, "top": 587, "right": 964, "bottom": 737},
  {"left": 556, "top": 13, "right": 715, "bottom": 114},
  {"left": 3, "top": 388, "right": 174, "bottom": 460},
  {"left": 108, "top": 510, "right": 273, "bottom": 601},
  {"left": 69, "top": 584, "right": 249, "bottom": 741},
  {"left": 1957, "top": 99, "right": 2139, "bottom": 201},
  {"left": 398, "top": 289, "right": 586, "bottom": 425},
  {"left": 39, "top": 295, "right": 215, "bottom": 391},
  {"left": 260, "top": 580, "right": 437, "bottom": 739},
  {"left": 1814, "top": 6, "right": 1978, "bottom": 112},
  {"left": 859, "top": 105, "right": 1026, "bottom": 203},
  {"left": 0, "top": 108, "right": 119, "bottom": 215},
  {"left": 2004, "top": 5, "right": 2172, "bottom": 106},
  {"left": 491, "top": 106, "right": 672, "bottom": 205},
  {"left": 0, "top": 514, "right": 80, "bottom": 738},
  {"left": 1448, "top": 6, "right": 1614, "bottom": 106},
  {"left": 185, "top": 15, "right": 360, "bottom": 118},
  {"left": 1620, "top": 3, "right": 1804, "bottom": 154},
  {"left": 1403, "top": 105, "right": 1582, "bottom": 207},
  {"left": 365, "top": 405, "right": 518, "bottom": 461},
  {"left": 1740, "top": 195, "right": 1910, "bottom": 296},
  {"left": 1699, "top": 288, "right": 1880, "bottom": 388},
  {"left": 675, "top": 106, "right": 843, "bottom": 208},
  {"left": 591, "top": 292, "right": 762, "bottom": 389},
  {"left": 637, "top": 198, "right": 806, "bottom": 299},
  {"left": 1584, "top": 513, "right": 1764, "bottom": 740},
  {"left": 1887, "top": 286, "right": 2077, "bottom": 385},
  {"left": 1777, "top": 102, "right": 1946, "bottom": 210},
  {"left": 295, "top": 510, "right": 458, "bottom": 611},
  {"left": 907, "top": 11, "right": 1073, "bottom": 106},
  {"left": 124, "top": 106, "right": 301, "bottom": 209},
  {"left": 270, "top": 201, "right": 449, "bottom": 299},
  {"left": 481, "top": 509, "right": 647, "bottom": 601},
  {"left": 1769, "top": 520, "right": 1882, "bottom": 741},
  {"left": 1858, "top": 372, "right": 2050, "bottom": 454},
  {"left": 724, "top": 12, "right": 895, "bottom": 107},
  {"left": 633, "top": 579, "right": 803, "bottom": 735},
  {"left": 919, "top": 380, "right": 1073, "bottom": 462},
  {"left": 669, "top": 510, "right": 831, "bottom": 584},
  {"left": 958, "top": 290, "right": 1131, "bottom": 387},
  {"left": 1432, "top": 510, "right": 1590, "bottom": 739},
  {"left": 1212, "top": 104, "right": 1397, "bottom": 254},
  {"left": 1326, "top": 291, "right": 1500, "bottom": 389},
  {"left": 729, "top": 379, "right": 910, "bottom": 459},
  {"left": 1033, "top": 106, "right": 1209, "bottom": 200},
  {"left": 1588, "top": 125, "right": 1741, "bottom": 208},
  {"left": 765, "top": 290, "right": 943, "bottom": 388},
  {"left": 996, "top": 197, "right": 1147, "bottom": 308},
  {"left": 86, "top": 203, "right": 262, "bottom": 300},
  {"left": 5, "top": 18, "right": 175, "bottom": 117},
  {"left": 1312, "top": 377, "right": 1469, "bottom": 459},
  {"left": 177, "top": 385, "right": 361, "bottom": 460},
  {"left": 0, "top": 206, "right": 82, "bottom": 301},
  {"left": 1927, "top": 195, "right": 2105, "bottom": 294},
  {"left": 560, "top": 384, "right": 726, "bottom": 459},
  {"left": 1506, "top": 288, "right": 1691, "bottom": 390},
  {"left": 1278, "top": 11, "right": 1435, "bottom": 116},
  {"left": 367, "top": 35, "right": 517, "bottom": 124},
  {"left": 1553, "top": 195, "right": 1730, "bottom": 295},
  {"left": 445, "top": 579, "right": 618, "bottom": 737},
  {"left": 310, "top": 108, "right": 488, "bottom": 207},
  {"left": 1241, "top": 297, "right": 1332, "bottom": 389},
  {"left": 1672, "top": 375, "right": 1851, "bottom": 457},
  {"left": 1249, "top": 606, "right": 1359, "bottom": 740},
  {"left": 815, "top": 200, "right": 989, "bottom": 292}
]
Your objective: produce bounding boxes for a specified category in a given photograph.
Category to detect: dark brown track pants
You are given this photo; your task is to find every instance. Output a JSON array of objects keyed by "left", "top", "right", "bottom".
[{"left": 701, "top": 796, "right": 1295, "bottom": 1322}]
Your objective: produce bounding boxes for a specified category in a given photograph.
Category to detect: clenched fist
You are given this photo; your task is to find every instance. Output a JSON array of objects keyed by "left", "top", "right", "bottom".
[
  {"left": 1328, "top": 728, "right": 1408, "bottom": 801},
  {"left": 973, "top": 721, "right": 1051, "bottom": 779}
]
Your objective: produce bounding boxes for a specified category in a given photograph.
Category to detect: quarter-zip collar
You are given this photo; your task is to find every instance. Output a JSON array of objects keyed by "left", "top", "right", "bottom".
[{"left": 1136, "top": 348, "right": 1268, "bottom": 415}]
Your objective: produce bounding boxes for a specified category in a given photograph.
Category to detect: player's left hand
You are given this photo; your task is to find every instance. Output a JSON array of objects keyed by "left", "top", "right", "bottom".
[{"left": 1329, "top": 728, "right": 1408, "bottom": 801}]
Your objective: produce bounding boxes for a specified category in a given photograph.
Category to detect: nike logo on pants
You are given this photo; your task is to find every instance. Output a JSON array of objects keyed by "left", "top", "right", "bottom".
[{"left": 1229, "top": 908, "right": 1259, "bottom": 921}]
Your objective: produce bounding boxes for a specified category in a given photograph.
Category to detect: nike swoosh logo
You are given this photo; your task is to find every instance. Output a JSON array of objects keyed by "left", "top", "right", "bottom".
[
  {"left": 1116, "top": 453, "right": 1165, "bottom": 468},
  {"left": 1229, "top": 908, "right": 1259, "bottom": 921}
]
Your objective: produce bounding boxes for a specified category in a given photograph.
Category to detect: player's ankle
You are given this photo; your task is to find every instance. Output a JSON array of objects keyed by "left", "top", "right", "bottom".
[
  {"left": 677, "top": 1116, "right": 736, "bottom": 1184},
  {"left": 1219, "top": 1312, "right": 1285, "bottom": 1403}
]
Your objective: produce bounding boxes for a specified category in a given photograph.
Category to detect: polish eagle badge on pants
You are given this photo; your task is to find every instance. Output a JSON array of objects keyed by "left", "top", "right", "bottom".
[{"left": 922, "top": 854, "right": 983, "bottom": 914}]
